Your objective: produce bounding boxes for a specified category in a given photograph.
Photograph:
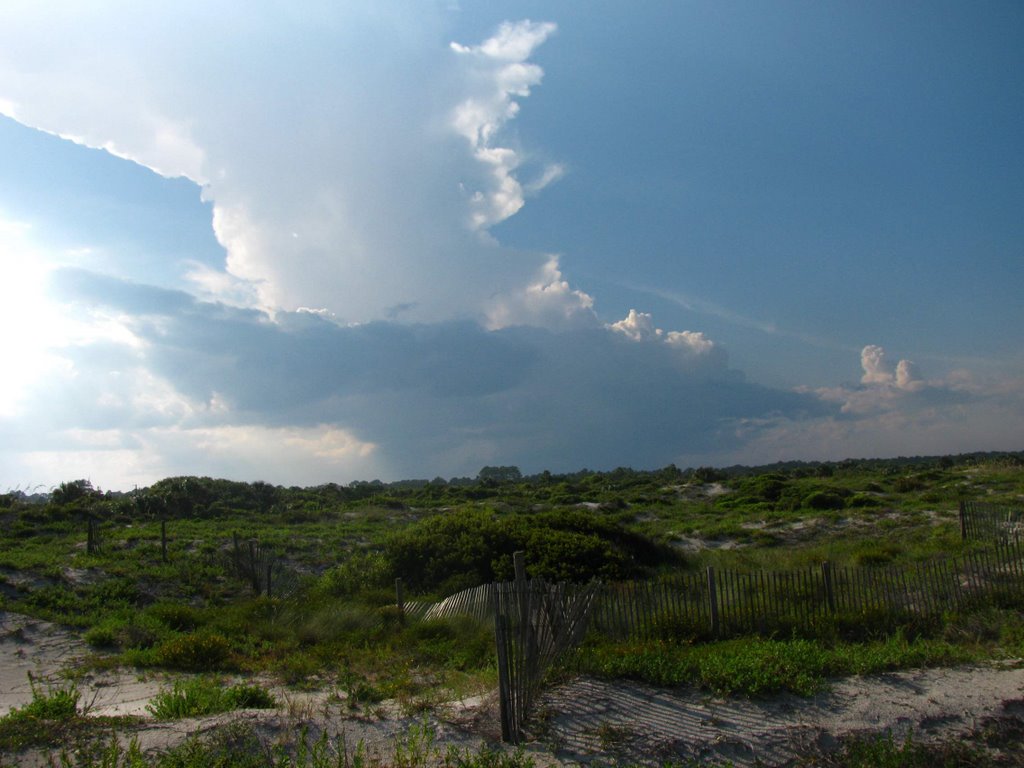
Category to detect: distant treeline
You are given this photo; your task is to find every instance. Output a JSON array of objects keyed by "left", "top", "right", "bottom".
[{"left": 3, "top": 449, "right": 1022, "bottom": 513}]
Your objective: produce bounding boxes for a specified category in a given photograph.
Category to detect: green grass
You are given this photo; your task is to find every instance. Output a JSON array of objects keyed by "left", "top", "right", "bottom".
[
  {"left": 147, "top": 678, "right": 277, "bottom": 719},
  {"left": 792, "top": 727, "right": 1008, "bottom": 767},
  {"left": 0, "top": 680, "right": 138, "bottom": 752},
  {"left": 572, "top": 632, "right": 979, "bottom": 697},
  {"left": 0, "top": 458, "right": 1021, "bottom": 694}
]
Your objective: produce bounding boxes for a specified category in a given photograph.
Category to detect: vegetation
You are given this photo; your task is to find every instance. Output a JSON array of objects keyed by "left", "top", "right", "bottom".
[
  {"left": 146, "top": 678, "right": 276, "bottom": 719},
  {"left": 0, "top": 451, "right": 1022, "bottom": 763},
  {"left": 572, "top": 631, "right": 980, "bottom": 697},
  {"left": 0, "top": 680, "right": 138, "bottom": 752}
]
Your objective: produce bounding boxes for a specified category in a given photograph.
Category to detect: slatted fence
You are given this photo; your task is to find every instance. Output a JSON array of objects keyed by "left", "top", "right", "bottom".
[
  {"left": 960, "top": 500, "right": 1024, "bottom": 543},
  {"left": 590, "top": 539, "right": 1024, "bottom": 642},
  {"left": 393, "top": 507, "right": 1024, "bottom": 743},
  {"left": 492, "top": 575, "right": 599, "bottom": 743}
]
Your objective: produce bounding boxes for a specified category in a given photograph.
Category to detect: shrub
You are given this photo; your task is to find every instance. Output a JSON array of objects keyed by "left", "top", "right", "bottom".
[
  {"left": 146, "top": 601, "right": 200, "bottom": 632},
  {"left": 147, "top": 677, "right": 276, "bottom": 719},
  {"left": 404, "top": 617, "right": 494, "bottom": 670},
  {"left": 743, "top": 474, "right": 788, "bottom": 503},
  {"left": 0, "top": 681, "right": 81, "bottom": 751},
  {"left": 847, "top": 493, "right": 883, "bottom": 508},
  {"left": 152, "top": 632, "right": 233, "bottom": 671},
  {"left": 386, "top": 507, "right": 680, "bottom": 592},
  {"left": 315, "top": 551, "right": 391, "bottom": 597},
  {"left": 6, "top": 681, "right": 79, "bottom": 720},
  {"left": 892, "top": 476, "right": 926, "bottom": 493},
  {"left": 804, "top": 491, "right": 847, "bottom": 510}
]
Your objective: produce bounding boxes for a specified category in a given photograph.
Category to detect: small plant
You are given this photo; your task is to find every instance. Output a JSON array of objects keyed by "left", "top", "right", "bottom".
[
  {"left": 442, "top": 743, "right": 537, "bottom": 768},
  {"left": 811, "top": 728, "right": 991, "bottom": 767},
  {"left": 48, "top": 734, "right": 147, "bottom": 768},
  {"left": 392, "top": 720, "right": 439, "bottom": 768},
  {"left": 147, "top": 677, "right": 276, "bottom": 719},
  {"left": 592, "top": 721, "right": 635, "bottom": 750},
  {"left": 0, "top": 678, "right": 81, "bottom": 750}
]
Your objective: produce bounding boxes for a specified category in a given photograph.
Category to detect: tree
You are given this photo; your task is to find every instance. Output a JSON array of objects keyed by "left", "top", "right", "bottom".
[
  {"left": 51, "top": 479, "right": 100, "bottom": 506},
  {"left": 476, "top": 466, "right": 522, "bottom": 483}
]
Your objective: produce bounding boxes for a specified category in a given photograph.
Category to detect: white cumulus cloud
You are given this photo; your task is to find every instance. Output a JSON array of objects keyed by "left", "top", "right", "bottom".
[
  {"left": 486, "top": 256, "right": 597, "bottom": 330},
  {"left": 451, "top": 20, "right": 562, "bottom": 231},
  {"left": 608, "top": 309, "right": 721, "bottom": 361}
]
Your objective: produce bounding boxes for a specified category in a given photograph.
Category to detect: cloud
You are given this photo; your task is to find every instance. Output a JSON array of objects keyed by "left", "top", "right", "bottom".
[
  {"left": 6, "top": 269, "right": 829, "bottom": 485},
  {"left": 486, "top": 256, "right": 597, "bottom": 330},
  {"left": 0, "top": 5, "right": 573, "bottom": 327},
  {"left": 1, "top": 424, "right": 378, "bottom": 492},
  {"left": 450, "top": 20, "right": 561, "bottom": 230},
  {"left": 4, "top": 7, "right": 1019, "bottom": 492},
  {"left": 859, "top": 344, "right": 924, "bottom": 392},
  {"left": 608, "top": 309, "right": 724, "bottom": 364},
  {"left": 691, "top": 345, "right": 1024, "bottom": 468}
]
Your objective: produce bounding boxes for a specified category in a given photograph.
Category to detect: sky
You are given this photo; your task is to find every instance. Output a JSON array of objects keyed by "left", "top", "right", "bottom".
[{"left": 0, "top": 1, "right": 1022, "bottom": 491}]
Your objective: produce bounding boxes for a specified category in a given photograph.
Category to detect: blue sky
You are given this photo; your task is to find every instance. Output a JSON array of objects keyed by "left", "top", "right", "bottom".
[{"left": 1, "top": 1, "right": 1021, "bottom": 490}]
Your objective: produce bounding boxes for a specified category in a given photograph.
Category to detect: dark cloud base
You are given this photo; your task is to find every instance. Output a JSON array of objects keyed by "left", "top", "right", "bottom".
[{"left": 46, "top": 269, "right": 833, "bottom": 478}]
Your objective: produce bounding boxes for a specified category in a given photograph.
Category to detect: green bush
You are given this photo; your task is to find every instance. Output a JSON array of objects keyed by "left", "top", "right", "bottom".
[
  {"left": 847, "top": 493, "right": 883, "bottom": 508},
  {"left": 146, "top": 601, "right": 200, "bottom": 632},
  {"left": 315, "top": 551, "right": 391, "bottom": 597},
  {"left": 804, "top": 490, "right": 847, "bottom": 510},
  {"left": 5, "top": 682, "right": 79, "bottom": 720},
  {"left": 827, "top": 729, "right": 990, "bottom": 768},
  {"left": 386, "top": 507, "right": 679, "bottom": 592},
  {"left": 151, "top": 632, "right": 233, "bottom": 671},
  {"left": 0, "top": 681, "right": 81, "bottom": 751},
  {"left": 736, "top": 474, "right": 788, "bottom": 503},
  {"left": 404, "top": 617, "right": 494, "bottom": 670},
  {"left": 575, "top": 634, "right": 974, "bottom": 697},
  {"left": 148, "top": 678, "right": 276, "bottom": 719}
]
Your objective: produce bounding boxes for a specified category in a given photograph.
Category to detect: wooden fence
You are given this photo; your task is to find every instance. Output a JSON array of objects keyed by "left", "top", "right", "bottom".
[
  {"left": 590, "top": 539, "right": 1024, "bottom": 642},
  {"left": 398, "top": 535, "right": 1024, "bottom": 742},
  {"left": 226, "top": 532, "right": 299, "bottom": 598},
  {"left": 398, "top": 556, "right": 598, "bottom": 744},
  {"left": 960, "top": 500, "right": 1024, "bottom": 543},
  {"left": 492, "top": 562, "right": 598, "bottom": 744}
]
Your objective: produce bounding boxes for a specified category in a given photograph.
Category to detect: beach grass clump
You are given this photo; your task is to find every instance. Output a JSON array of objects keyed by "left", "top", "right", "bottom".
[{"left": 147, "top": 677, "right": 276, "bottom": 719}]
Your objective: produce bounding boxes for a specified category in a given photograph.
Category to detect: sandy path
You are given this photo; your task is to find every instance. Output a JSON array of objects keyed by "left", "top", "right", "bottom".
[
  {"left": 0, "top": 612, "right": 168, "bottom": 718},
  {"left": 538, "top": 666, "right": 1024, "bottom": 766}
]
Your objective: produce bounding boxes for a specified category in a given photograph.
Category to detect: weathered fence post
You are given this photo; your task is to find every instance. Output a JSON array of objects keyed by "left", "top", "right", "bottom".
[
  {"left": 266, "top": 562, "right": 273, "bottom": 599},
  {"left": 513, "top": 550, "right": 537, "bottom": 685},
  {"left": 160, "top": 520, "right": 168, "bottom": 563},
  {"left": 513, "top": 550, "right": 527, "bottom": 585},
  {"left": 248, "top": 540, "right": 259, "bottom": 594},
  {"left": 822, "top": 561, "right": 836, "bottom": 614},
  {"left": 959, "top": 500, "right": 968, "bottom": 541},
  {"left": 395, "top": 577, "right": 406, "bottom": 626},
  {"left": 494, "top": 610, "right": 514, "bottom": 743},
  {"left": 706, "top": 566, "right": 720, "bottom": 637}
]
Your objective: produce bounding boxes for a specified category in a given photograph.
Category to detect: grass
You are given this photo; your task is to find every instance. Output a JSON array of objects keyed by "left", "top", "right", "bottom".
[
  {"left": 146, "top": 677, "right": 276, "bottom": 719},
  {"left": 0, "top": 679, "right": 139, "bottom": 753},
  {"left": 789, "top": 718, "right": 1024, "bottom": 768},
  {"left": 572, "top": 630, "right": 983, "bottom": 697},
  {"left": 38, "top": 721, "right": 537, "bottom": 768}
]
